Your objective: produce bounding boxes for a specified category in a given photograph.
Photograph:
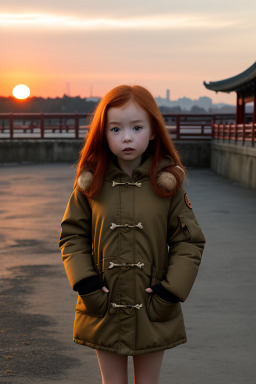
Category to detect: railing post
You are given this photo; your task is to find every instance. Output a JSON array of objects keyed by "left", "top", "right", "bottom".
[
  {"left": 252, "top": 123, "right": 255, "bottom": 147},
  {"left": 176, "top": 114, "right": 180, "bottom": 139},
  {"left": 40, "top": 113, "right": 44, "bottom": 139},
  {"left": 242, "top": 123, "right": 245, "bottom": 145},
  {"left": 212, "top": 123, "right": 215, "bottom": 140},
  {"left": 10, "top": 113, "right": 13, "bottom": 139},
  {"left": 75, "top": 111, "right": 79, "bottom": 139},
  {"left": 211, "top": 116, "right": 215, "bottom": 139},
  {"left": 60, "top": 117, "right": 63, "bottom": 133}
]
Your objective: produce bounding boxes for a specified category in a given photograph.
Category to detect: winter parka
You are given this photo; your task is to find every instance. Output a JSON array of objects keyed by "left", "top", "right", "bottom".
[{"left": 59, "top": 153, "right": 205, "bottom": 356}]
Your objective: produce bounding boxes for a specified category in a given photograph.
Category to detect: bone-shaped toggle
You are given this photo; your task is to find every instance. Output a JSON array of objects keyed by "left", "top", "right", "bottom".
[
  {"left": 112, "top": 181, "right": 142, "bottom": 187},
  {"left": 111, "top": 303, "right": 143, "bottom": 310},
  {"left": 108, "top": 261, "right": 145, "bottom": 269},
  {"left": 110, "top": 222, "right": 143, "bottom": 230}
]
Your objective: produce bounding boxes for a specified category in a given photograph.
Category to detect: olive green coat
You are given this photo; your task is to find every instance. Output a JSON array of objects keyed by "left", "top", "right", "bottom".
[{"left": 59, "top": 154, "right": 205, "bottom": 355}]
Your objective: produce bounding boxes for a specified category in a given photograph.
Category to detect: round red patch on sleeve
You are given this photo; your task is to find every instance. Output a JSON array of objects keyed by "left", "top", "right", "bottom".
[{"left": 184, "top": 193, "right": 192, "bottom": 209}]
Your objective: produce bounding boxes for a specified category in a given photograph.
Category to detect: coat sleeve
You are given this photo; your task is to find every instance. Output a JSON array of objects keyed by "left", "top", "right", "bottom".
[
  {"left": 58, "top": 187, "right": 98, "bottom": 290},
  {"left": 160, "top": 186, "right": 206, "bottom": 302}
]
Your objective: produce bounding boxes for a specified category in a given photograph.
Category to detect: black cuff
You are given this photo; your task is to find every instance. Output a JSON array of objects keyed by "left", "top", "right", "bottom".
[
  {"left": 74, "top": 275, "right": 105, "bottom": 295},
  {"left": 151, "top": 283, "right": 180, "bottom": 303}
]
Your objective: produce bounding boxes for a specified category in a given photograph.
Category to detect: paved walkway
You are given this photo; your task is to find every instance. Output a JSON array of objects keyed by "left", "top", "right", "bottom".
[{"left": 0, "top": 164, "right": 255, "bottom": 384}]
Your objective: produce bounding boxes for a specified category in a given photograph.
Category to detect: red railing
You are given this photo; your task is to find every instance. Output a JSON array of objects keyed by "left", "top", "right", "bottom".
[
  {"left": 212, "top": 123, "right": 256, "bottom": 147},
  {"left": 163, "top": 113, "right": 214, "bottom": 140},
  {"left": 0, "top": 113, "right": 85, "bottom": 139},
  {"left": 0, "top": 112, "right": 253, "bottom": 142}
]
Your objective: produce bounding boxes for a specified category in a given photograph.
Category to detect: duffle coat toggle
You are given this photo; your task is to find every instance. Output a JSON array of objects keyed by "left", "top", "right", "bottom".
[
  {"left": 111, "top": 303, "right": 143, "bottom": 310},
  {"left": 110, "top": 222, "right": 143, "bottom": 230},
  {"left": 112, "top": 180, "right": 142, "bottom": 187},
  {"left": 108, "top": 261, "right": 144, "bottom": 269}
]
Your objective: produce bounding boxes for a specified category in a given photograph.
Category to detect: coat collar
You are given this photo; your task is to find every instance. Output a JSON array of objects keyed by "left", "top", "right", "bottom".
[
  {"left": 77, "top": 152, "right": 184, "bottom": 193},
  {"left": 105, "top": 152, "right": 153, "bottom": 182}
]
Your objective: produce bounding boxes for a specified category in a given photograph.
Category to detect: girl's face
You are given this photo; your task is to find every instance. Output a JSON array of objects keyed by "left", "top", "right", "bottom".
[{"left": 105, "top": 100, "right": 155, "bottom": 173}]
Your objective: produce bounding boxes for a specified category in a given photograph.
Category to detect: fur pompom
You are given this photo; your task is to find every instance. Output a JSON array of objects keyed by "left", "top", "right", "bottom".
[
  {"left": 77, "top": 171, "right": 93, "bottom": 191},
  {"left": 156, "top": 172, "right": 177, "bottom": 191},
  {"left": 156, "top": 166, "right": 185, "bottom": 192}
]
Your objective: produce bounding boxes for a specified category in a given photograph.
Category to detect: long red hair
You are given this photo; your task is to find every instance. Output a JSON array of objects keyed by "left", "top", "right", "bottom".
[{"left": 74, "top": 85, "right": 185, "bottom": 198}]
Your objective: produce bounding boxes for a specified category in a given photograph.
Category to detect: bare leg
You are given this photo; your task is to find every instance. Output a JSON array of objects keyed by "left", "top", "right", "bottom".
[
  {"left": 133, "top": 350, "right": 165, "bottom": 384},
  {"left": 96, "top": 349, "right": 128, "bottom": 384}
]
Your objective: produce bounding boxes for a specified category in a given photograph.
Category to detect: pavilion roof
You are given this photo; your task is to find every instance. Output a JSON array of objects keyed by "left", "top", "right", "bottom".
[{"left": 203, "top": 61, "right": 256, "bottom": 93}]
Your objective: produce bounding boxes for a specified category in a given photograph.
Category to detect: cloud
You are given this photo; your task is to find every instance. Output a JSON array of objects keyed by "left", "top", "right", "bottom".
[{"left": 0, "top": 13, "right": 241, "bottom": 31}]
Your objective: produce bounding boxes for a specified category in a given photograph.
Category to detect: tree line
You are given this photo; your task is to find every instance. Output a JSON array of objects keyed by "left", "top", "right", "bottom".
[{"left": 0, "top": 95, "right": 236, "bottom": 114}]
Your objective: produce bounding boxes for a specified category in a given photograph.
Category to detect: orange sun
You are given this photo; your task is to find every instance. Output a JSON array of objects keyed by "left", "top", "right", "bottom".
[{"left": 12, "top": 84, "right": 30, "bottom": 99}]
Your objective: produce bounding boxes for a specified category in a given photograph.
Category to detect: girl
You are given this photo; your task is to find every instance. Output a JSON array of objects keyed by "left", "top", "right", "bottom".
[{"left": 59, "top": 85, "right": 205, "bottom": 384}]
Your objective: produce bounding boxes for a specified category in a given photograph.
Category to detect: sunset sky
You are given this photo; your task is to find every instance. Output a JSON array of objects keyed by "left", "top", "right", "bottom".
[{"left": 1, "top": 0, "right": 255, "bottom": 104}]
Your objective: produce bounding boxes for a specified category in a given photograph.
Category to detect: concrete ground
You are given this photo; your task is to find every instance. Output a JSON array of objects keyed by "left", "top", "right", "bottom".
[{"left": 0, "top": 164, "right": 255, "bottom": 384}]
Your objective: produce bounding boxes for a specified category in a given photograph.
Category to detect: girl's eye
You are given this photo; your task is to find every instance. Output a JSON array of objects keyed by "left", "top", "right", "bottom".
[
  {"left": 133, "top": 126, "right": 142, "bottom": 131},
  {"left": 110, "top": 127, "right": 120, "bottom": 133}
]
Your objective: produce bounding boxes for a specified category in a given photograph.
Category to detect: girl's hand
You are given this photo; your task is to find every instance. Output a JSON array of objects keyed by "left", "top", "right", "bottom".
[
  {"left": 145, "top": 287, "right": 153, "bottom": 293},
  {"left": 102, "top": 286, "right": 109, "bottom": 293}
]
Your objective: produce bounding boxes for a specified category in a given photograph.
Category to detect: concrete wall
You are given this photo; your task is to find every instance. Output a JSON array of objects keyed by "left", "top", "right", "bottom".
[
  {"left": 211, "top": 142, "right": 256, "bottom": 189},
  {"left": 0, "top": 139, "right": 211, "bottom": 168},
  {"left": 0, "top": 140, "right": 83, "bottom": 164},
  {"left": 174, "top": 140, "right": 211, "bottom": 168}
]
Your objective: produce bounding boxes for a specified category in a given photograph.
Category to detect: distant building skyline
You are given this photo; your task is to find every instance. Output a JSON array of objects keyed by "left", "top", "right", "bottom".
[{"left": 155, "top": 94, "right": 234, "bottom": 111}]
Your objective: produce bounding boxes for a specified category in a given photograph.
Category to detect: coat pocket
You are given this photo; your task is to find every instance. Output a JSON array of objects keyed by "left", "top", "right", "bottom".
[
  {"left": 146, "top": 292, "right": 180, "bottom": 322},
  {"left": 77, "top": 288, "right": 109, "bottom": 318}
]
